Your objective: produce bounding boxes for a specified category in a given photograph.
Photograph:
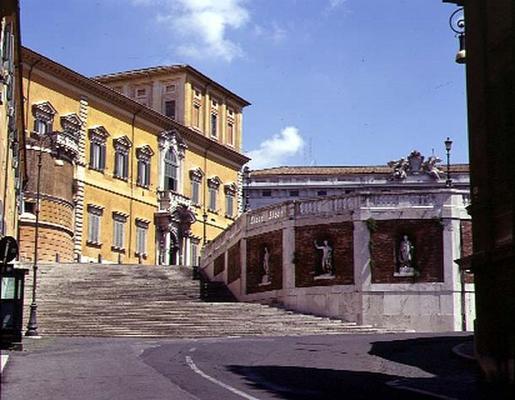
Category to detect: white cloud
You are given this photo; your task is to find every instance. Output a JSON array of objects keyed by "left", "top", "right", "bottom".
[
  {"left": 328, "top": 0, "right": 346, "bottom": 9},
  {"left": 253, "top": 22, "right": 286, "bottom": 44},
  {"left": 132, "top": 0, "right": 249, "bottom": 62},
  {"left": 247, "top": 126, "right": 305, "bottom": 170}
]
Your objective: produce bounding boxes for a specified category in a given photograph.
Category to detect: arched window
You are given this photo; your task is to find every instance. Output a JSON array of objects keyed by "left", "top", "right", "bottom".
[{"left": 164, "top": 149, "right": 178, "bottom": 191}]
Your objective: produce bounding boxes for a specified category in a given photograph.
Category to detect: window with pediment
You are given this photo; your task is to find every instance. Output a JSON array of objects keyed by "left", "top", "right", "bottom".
[
  {"left": 113, "top": 136, "right": 132, "bottom": 180},
  {"left": 207, "top": 176, "right": 222, "bottom": 212},
  {"left": 112, "top": 211, "right": 128, "bottom": 250},
  {"left": 189, "top": 168, "right": 204, "bottom": 205},
  {"left": 87, "top": 204, "right": 104, "bottom": 245},
  {"left": 32, "top": 101, "right": 57, "bottom": 135},
  {"left": 136, "top": 145, "right": 154, "bottom": 188},
  {"left": 224, "top": 183, "right": 237, "bottom": 218},
  {"left": 88, "top": 126, "right": 109, "bottom": 171},
  {"left": 159, "top": 130, "right": 186, "bottom": 193}
]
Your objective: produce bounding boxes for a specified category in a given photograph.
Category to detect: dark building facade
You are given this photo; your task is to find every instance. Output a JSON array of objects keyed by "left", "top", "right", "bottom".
[{"left": 444, "top": 0, "right": 515, "bottom": 384}]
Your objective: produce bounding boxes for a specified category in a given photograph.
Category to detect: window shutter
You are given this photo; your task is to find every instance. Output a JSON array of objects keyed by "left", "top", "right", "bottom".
[
  {"left": 100, "top": 145, "right": 106, "bottom": 170},
  {"left": 123, "top": 155, "right": 129, "bottom": 178},
  {"left": 145, "top": 162, "right": 151, "bottom": 186}
]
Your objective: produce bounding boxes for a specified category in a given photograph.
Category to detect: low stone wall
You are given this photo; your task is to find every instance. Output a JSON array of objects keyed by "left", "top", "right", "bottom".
[{"left": 201, "top": 190, "right": 476, "bottom": 332}]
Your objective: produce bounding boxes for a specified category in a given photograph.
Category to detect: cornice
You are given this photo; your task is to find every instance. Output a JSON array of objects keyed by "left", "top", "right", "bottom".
[{"left": 21, "top": 47, "right": 250, "bottom": 168}]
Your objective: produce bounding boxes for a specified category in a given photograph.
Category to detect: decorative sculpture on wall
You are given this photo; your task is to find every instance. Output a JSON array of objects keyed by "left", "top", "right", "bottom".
[
  {"left": 259, "top": 246, "right": 271, "bottom": 286},
  {"left": 396, "top": 234, "right": 416, "bottom": 277},
  {"left": 313, "top": 240, "right": 335, "bottom": 279},
  {"left": 388, "top": 150, "right": 445, "bottom": 181}
]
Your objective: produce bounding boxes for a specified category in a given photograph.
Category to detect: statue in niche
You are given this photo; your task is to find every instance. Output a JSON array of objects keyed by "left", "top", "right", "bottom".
[
  {"left": 396, "top": 234, "right": 416, "bottom": 277},
  {"left": 259, "top": 246, "right": 271, "bottom": 286},
  {"left": 314, "top": 240, "right": 335, "bottom": 279}
]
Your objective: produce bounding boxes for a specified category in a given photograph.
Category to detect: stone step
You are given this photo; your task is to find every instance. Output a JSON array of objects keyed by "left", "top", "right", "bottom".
[{"left": 20, "top": 263, "right": 400, "bottom": 337}]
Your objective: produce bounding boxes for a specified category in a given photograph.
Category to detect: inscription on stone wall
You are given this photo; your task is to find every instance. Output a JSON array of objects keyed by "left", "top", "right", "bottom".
[{"left": 248, "top": 207, "right": 285, "bottom": 225}]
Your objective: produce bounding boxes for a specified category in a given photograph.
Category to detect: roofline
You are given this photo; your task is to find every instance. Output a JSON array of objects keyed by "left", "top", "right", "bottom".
[
  {"left": 93, "top": 64, "right": 251, "bottom": 107},
  {"left": 251, "top": 163, "right": 470, "bottom": 176},
  {"left": 21, "top": 47, "right": 250, "bottom": 166}
]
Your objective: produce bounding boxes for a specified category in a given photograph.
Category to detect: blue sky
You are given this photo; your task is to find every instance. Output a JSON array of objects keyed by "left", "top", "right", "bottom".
[{"left": 21, "top": 0, "right": 467, "bottom": 169}]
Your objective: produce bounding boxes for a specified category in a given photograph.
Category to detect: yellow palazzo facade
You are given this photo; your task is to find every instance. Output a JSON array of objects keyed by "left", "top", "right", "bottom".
[{"left": 19, "top": 47, "right": 249, "bottom": 265}]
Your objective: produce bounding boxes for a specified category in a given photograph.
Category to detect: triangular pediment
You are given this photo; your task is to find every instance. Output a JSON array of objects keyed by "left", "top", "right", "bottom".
[
  {"left": 189, "top": 167, "right": 204, "bottom": 181},
  {"left": 88, "top": 126, "right": 110, "bottom": 141},
  {"left": 113, "top": 135, "right": 132, "bottom": 149},
  {"left": 136, "top": 145, "right": 155, "bottom": 158},
  {"left": 208, "top": 176, "right": 222, "bottom": 189},
  {"left": 32, "top": 101, "right": 57, "bottom": 118},
  {"left": 224, "top": 182, "right": 237, "bottom": 195},
  {"left": 60, "top": 113, "right": 83, "bottom": 130}
]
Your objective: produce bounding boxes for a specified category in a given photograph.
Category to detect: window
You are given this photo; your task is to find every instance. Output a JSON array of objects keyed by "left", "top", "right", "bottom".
[
  {"left": 23, "top": 200, "right": 35, "bottom": 214},
  {"left": 262, "top": 190, "right": 271, "bottom": 197},
  {"left": 193, "top": 104, "right": 201, "bottom": 128},
  {"left": 114, "top": 151, "right": 128, "bottom": 179},
  {"left": 136, "top": 145, "right": 154, "bottom": 188},
  {"left": 189, "top": 168, "right": 203, "bottom": 205},
  {"left": 164, "top": 149, "right": 178, "bottom": 191},
  {"left": 88, "top": 126, "right": 109, "bottom": 171},
  {"left": 137, "top": 159, "right": 150, "bottom": 187},
  {"left": 87, "top": 205, "right": 103, "bottom": 244},
  {"left": 165, "top": 84, "right": 175, "bottom": 93},
  {"left": 34, "top": 118, "right": 52, "bottom": 135},
  {"left": 211, "top": 113, "right": 218, "bottom": 137},
  {"left": 90, "top": 142, "right": 106, "bottom": 171},
  {"left": 224, "top": 183, "right": 237, "bottom": 218},
  {"left": 317, "top": 190, "right": 327, "bottom": 196},
  {"left": 191, "top": 180, "right": 200, "bottom": 204},
  {"left": 207, "top": 177, "right": 221, "bottom": 212},
  {"left": 136, "top": 220, "right": 149, "bottom": 256},
  {"left": 32, "top": 102, "right": 56, "bottom": 135},
  {"left": 164, "top": 100, "right": 176, "bottom": 119},
  {"left": 227, "top": 122, "right": 234, "bottom": 146},
  {"left": 112, "top": 213, "right": 127, "bottom": 250},
  {"left": 289, "top": 190, "right": 299, "bottom": 197},
  {"left": 135, "top": 87, "right": 149, "bottom": 106},
  {"left": 113, "top": 136, "right": 132, "bottom": 180},
  {"left": 225, "top": 194, "right": 234, "bottom": 217},
  {"left": 209, "top": 187, "right": 217, "bottom": 211},
  {"left": 190, "top": 240, "right": 200, "bottom": 266}
]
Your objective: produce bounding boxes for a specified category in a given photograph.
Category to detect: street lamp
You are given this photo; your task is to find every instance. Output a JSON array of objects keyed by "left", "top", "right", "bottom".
[
  {"left": 444, "top": 137, "right": 453, "bottom": 187},
  {"left": 25, "top": 133, "right": 62, "bottom": 337},
  {"left": 449, "top": 7, "right": 466, "bottom": 64}
]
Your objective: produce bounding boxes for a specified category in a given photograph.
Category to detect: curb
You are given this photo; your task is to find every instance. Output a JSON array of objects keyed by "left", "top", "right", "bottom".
[{"left": 452, "top": 341, "right": 475, "bottom": 361}]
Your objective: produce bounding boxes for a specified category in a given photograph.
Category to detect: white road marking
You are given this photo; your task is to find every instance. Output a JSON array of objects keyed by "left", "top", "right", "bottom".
[
  {"left": 189, "top": 347, "right": 196, "bottom": 352},
  {"left": 387, "top": 379, "right": 458, "bottom": 400},
  {"left": 185, "top": 355, "right": 260, "bottom": 400},
  {"left": 1, "top": 352, "right": 8, "bottom": 373}
]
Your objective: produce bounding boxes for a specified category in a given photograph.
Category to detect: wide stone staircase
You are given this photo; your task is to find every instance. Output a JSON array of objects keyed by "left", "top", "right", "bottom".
[{"left": 21, "top": 263, "right": 400, "bottom": 338}]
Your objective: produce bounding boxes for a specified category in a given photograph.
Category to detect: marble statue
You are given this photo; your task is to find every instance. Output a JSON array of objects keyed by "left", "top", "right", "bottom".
[
  {"left": 397, "top": 235, "right": 415, "bottom": 276},
  {"left": 259, "top": 246, "right": 271, "bottom": 285},
  {"left": 314, "top": 240, "right": 335, "bottom": 279}
]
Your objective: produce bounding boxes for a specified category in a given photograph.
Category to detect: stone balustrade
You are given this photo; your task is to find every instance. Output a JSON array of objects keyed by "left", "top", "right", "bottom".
[{"left": 157, "top": 190, "right": 191, "bottom": 211}]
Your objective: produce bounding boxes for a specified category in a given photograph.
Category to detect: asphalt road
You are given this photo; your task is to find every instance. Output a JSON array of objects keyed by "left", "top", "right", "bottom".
[{"left": 0, "top": 333, "right": 498, "bottom": 400}]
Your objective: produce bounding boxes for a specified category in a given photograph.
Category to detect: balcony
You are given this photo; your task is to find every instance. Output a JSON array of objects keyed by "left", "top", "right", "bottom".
[{"left": 157, "top": 190, "right": 191, "bottom": 212}]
